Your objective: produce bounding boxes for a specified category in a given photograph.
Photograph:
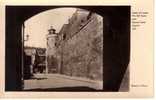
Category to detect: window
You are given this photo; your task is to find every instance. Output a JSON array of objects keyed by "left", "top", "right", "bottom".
[
  {"left": 63, "top": 34, "right": 66, "bottom": 40},
  {"left": 55, "top": 43, "right": 57, "bottom": 47},
  {"left": 81, "top": 19, "right": 84, "bottom": 23}
]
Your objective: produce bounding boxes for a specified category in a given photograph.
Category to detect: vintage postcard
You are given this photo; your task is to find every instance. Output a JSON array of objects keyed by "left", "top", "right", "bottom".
[{"left": 0, "top": 0, "right": 154, "bottom": 98}]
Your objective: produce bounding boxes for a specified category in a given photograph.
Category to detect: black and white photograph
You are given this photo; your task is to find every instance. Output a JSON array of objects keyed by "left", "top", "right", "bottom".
[{"left": 5, "top": 6, "right": 130, "bottom": 92}]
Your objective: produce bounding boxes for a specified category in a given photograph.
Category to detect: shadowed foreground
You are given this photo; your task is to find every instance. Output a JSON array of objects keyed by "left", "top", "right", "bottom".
[{"left": 24, "top": 86, "right": 96, "bottom": 91}]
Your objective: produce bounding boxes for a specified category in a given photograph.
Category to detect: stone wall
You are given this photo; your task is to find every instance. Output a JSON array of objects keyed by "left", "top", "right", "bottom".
[{"left": 56, "top": 13, "right": 103, "bottom": 81}]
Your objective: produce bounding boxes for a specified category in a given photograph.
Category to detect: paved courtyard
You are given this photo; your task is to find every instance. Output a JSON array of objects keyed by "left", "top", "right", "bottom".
[{"left": 24, "top": 74, "right": 103, "bottom": 91}]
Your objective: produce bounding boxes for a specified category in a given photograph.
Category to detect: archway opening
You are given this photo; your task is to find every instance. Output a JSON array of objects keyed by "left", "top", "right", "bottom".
[{"left": 23, "top": 7, "right": 103, "bottom": 91}]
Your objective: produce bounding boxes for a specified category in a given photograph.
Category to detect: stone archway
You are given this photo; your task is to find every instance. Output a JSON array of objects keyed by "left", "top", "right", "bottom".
[{"left": 5, "top": 6, "right": 130, "bottom": 91}]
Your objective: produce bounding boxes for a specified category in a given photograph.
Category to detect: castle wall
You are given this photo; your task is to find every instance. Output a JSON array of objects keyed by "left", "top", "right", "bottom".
[{"left": 56, "top": 13, "right": 103, "bottom": 81}]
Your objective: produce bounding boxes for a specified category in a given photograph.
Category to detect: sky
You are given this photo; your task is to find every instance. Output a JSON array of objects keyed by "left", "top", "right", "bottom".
[{"left": 24, "top": 8, "right": 76, "bottom": 48}]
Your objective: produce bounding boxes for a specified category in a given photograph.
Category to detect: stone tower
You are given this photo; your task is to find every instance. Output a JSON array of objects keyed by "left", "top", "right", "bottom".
[{"left": 46, "top": 26, "right": 58, "bottom": 73}]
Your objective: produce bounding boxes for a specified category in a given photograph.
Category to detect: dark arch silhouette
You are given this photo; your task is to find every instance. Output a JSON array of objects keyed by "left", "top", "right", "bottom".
[{"left": 5, "top": 6, "right": 130, "bottom": 91}]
